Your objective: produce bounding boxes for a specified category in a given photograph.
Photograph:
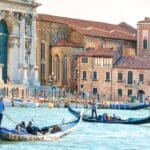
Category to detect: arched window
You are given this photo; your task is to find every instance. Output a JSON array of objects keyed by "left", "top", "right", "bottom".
[
  {"left": 55, "top": 55, "right": 60, "bottom": 82},
  {"left": 142, "top": 30, "right": 148, "bottom": 49},
  {"left": 128, "top": 71, "right": 133, "bottom": 85},
  {"left": 40, "top": 41, "right": 45, "bottom": 81},
  {"left": 62, "top": 56, "right": 67, "bottom": 85},
  {"left": 0, "top": 20, "right": 8, "bottom": 83}
]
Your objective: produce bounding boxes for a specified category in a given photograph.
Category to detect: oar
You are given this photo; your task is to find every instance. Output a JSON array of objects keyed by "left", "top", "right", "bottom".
[
  {"left": 84, "top": 109, "right": 90, "bottom": 114},
  {"left": 4, "top": 113, "right": 18, "bottom": 125}
]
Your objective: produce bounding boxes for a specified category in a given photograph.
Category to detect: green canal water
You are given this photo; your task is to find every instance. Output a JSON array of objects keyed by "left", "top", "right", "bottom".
[{"left": 0, "top": 107, "right": 150, "bottom": 150}]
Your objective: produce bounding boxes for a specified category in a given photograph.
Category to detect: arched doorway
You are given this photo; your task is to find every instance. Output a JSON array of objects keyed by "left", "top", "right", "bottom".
[
  {"left": 0, "top": 20, "right": 8, "bottom": 83},
  {"left": 137, "top": 90, "right": 145, "bottom": 103}
]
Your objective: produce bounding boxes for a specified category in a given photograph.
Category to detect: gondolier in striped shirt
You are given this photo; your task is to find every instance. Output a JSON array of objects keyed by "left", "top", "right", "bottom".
[{"left": 0, "top": 96, "right": 5, "bottom": 126}]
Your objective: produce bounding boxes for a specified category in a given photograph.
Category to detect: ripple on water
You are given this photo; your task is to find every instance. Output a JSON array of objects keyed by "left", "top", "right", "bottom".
[{"left": 0, "top": 107, "right": 150, "bottom": 150}]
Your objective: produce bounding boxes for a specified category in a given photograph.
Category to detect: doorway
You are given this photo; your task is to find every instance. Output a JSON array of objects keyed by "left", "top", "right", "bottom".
[{"left": 137, "top": 90, "right": 145, "bottom": 103}]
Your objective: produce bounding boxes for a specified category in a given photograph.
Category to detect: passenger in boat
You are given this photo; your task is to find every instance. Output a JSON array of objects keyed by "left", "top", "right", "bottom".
[
  {"left": 15, "top": 121, "right": 27, "bottom": 134},
  {"left": 112, "top": 114, "right": 118, "bottom": 120},
  {"left": 0, "top": 96, "right": 5, "bottom": 126},
  {"left": 102, "top": 113, "right": 107, "bottom": 121},
  {"left": 51, "top": 125, "right": 61, "bottom": 133},
  {"left": 91, "top": 99, "right": 97, "bottom": 118},
  {"left": 26, "top": 121, "right": 41, "bottom": 135}
]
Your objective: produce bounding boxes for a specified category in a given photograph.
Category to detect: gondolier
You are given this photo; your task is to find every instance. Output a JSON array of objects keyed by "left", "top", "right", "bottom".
[
  {"left": 91, "top": 99, "right": 97, "bottom": 118},
  {"left": 0, "top": 96, "right": 5, "bottom": 126}
]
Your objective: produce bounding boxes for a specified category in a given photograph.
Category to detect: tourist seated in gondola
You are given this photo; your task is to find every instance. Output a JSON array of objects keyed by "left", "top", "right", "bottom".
[
  {"left": 101, "top": 113, "right": 107, "bottom": 121},
  {"left": 14, "top": 121, "right": 27, "bottom": 134},
  {"left": 41, "top": 125, "right": 61, "bottom": 134},
  {"left": 50, "top": 125, "right": 61, "bottom": 133},
  {"left": 112, "top": 114, "right": 118, "bottom": 120},
  {"left": 26, "top": 121, "right": 41, "bottom": 135},
  {"left": 101, "top": 113, "right": 112, "bottom": 121}
]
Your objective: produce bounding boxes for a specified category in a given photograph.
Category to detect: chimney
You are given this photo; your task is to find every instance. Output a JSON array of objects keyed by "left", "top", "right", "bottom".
[{"left": 145, "top": 17, "right": 150, "bottom": 21}]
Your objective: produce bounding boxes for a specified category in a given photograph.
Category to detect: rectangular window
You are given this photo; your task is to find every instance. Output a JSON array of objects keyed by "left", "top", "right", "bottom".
[
  {"left": 143, "top": 39, "right": 147, "bottom": 49},
  {"left": 139, "top": 74, "right": 144, "bottom": 82},
  {"left": 142, "top": 30, "right": 148, "bottom": 49},
  {"left": 118, "top": 73, "right": 123, "bottom": 81},
  {"left": 106, "top": 72, "right": 110, "bottom": 81},
  {"left": 128, "top": 89, "right": 132, "bottom": 97},
  {"left": 93, "top": 88, "right": 97, "bottom": 95},
  {"left": 118, "top": 89, "right": 122, "bottom": 97},
  {"left": 82, "top": 71, "right": 87, "bottom": 80},
  {"left": 93, "top": 71, "right": 97, "bottom": 80},
  {"left": 82, "top": 57, "right": 88, "bottom": 63}
]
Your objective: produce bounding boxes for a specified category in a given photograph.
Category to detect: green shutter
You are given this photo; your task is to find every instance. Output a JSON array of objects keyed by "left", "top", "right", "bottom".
[
  {"left": 0, "top": 20, "right": 8, "bottom": 83},
  {"left": 143, "top": 39, "right": 147, "bottom": 49}
]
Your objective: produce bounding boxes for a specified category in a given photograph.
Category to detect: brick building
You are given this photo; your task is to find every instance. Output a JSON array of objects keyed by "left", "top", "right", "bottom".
[
  {"left": 77, "top": 17, "right": 150, "bottom": 101},
  {"left": 36, "top": 14, "right": 136, "bottom": 90}
]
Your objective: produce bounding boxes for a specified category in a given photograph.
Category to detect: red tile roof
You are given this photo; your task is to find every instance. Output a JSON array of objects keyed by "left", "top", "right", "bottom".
[
  {"left": 78, "top": 48, "right": 114, "bottom": 57},
  {"left": 52, "top": 38, "right": 83, "bottom": 48},
  {"left": 118, "top": 22, "right": 137, "bottom": 34},
  {"left": 37, "top": 14, "right": 136, "bottom": 41},
  {"left": 114, "top": 56, "right": 150, "bottom": 69}
]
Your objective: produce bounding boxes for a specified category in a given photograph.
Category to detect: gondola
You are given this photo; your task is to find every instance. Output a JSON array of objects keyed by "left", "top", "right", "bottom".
[
  {"left": 0, "top": 111, "right": 83, "bottom": 141},
  {"left": 68, "top": 107, "right": 150, "bottom": 124},
  {"left": 98, "top": 103, "right": 150, "bottom": 110}
]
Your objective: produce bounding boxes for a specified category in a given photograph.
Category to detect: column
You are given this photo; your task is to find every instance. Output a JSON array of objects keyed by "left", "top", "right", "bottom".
[
  {"left": 33, "top": 66, "right": 40, "bottom": 86},
  {"left": 20, "top": 14, "right": 25, "bottom": 65},
  {"left": 22, "top": 64, "right": 29, "bottom": 86},
  {"left": 31, "top": 13, "right": 36, "bottom": 66},
  {"left": 31, "top": 12, "right": 40, "bottom": 86},
  {"left": 0, "top": 64, "right": 4, "bottom": 84}
]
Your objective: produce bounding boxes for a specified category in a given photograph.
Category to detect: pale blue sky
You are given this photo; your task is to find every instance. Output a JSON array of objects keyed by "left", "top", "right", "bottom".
[{"left": 37, "top": 0, "right": 150, "bottom": 28}]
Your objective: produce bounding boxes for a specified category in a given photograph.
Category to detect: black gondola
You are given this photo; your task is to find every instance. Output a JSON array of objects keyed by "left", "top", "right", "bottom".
[
  {"left": 68, "top": 107, "right": 150, "bottom": 124},
  {"left": 0, "top": 111, "right": 83, "bottom": 141},
  {"left": 98, "top": 103, "right": 150, "bottom": 110}
]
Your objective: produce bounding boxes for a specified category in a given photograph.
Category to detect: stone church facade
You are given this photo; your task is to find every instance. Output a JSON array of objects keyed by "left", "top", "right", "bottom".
[{"left": 0, "top": 0, "right": 40, "bottom": 86}]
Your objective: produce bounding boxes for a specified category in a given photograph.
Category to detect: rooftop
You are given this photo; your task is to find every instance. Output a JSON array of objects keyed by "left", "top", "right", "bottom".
[
  {"left": 78, "top": 48, "right": 114, "bottom": 57},
  {"left": 37, "top": 14, "right": 136, "bottom": 41},
  {"left": 114, "top": 56, "right": 150, "bottom": 69}
]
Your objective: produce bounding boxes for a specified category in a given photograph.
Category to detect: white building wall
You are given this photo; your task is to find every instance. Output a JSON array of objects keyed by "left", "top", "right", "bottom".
[{"left": 0, "top": 0, "right": 40, "bottom": 85}]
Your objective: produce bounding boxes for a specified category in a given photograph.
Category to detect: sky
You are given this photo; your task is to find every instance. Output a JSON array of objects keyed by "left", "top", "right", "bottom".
[{"left": 37, "top": 0, "right": 150, "bottom": 28}]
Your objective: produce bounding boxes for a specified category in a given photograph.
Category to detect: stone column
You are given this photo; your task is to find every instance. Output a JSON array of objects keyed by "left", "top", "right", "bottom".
[
  {"left": 0, "top": 64, "right": 4, "bottom": 84},
  {"left": 22, "top": 64, "right": 29, "bottom": 86},
  {"left": 31, "top": 12, "right": 40, "bottom": 86},
  {"left": 20, "top": 14, "right": 25, "bottom": 65},
  {"left": 31, "top": 13, "right": 36, "bottom": 66},
  {"left": 33, "top": 66, "right": 40, "bottom": 86}
]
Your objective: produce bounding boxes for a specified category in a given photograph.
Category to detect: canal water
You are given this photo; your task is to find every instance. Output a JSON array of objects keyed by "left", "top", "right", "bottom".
[{"left": 0, "top": 107, "right": 150, "bottom": 150}]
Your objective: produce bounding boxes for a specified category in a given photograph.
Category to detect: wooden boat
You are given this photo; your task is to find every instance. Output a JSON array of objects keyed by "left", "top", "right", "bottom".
[
  {"left": 0, "top": 112, "right": 83, "bottom": 141},
  {"left": 98, "top": 103, "right": 150, "bottom": 110},
  {"left": 68, "top": 107, "right": 150, "bottom": 124}
]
